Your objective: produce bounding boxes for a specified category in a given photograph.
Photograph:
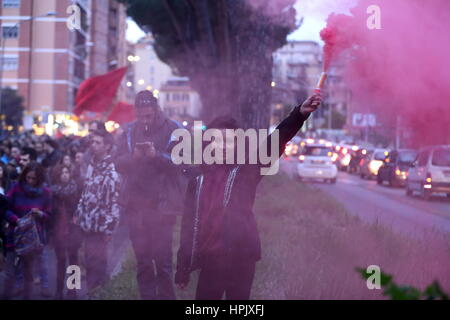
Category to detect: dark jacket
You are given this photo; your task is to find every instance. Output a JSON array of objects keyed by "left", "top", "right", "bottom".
[
  {"left": 114, "top": 113, "right": 182, "bottom": 212},
  {"left": 49, "top": 180, "right": 80, "bottom": 241},
  {"left": 42, "top": 149, "right": 62, "bottom": 168},
  {"left": 176, "top": 105, "right": 310, "bottom": 281},
  {"left": 3, "top": 182, "right": 52, "bottom": 248},
  {"left": 0, "top": 194, "right": 9, "bottom": 254}
]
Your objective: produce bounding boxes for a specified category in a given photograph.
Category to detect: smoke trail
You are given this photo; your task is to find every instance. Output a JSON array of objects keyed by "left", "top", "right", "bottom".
[
  {"left": 320, "top": 13, "right": 356, "bottom": 71},
  {"left": 320, "top": 0, "right": 450, "bottom": 147}
]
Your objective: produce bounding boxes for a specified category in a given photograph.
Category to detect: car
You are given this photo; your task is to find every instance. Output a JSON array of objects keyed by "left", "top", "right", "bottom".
[
  {"left": 348, "top": 148, "right": 368, "bottom": 174},
  {"left": 377, "top": 149, "right": 418, "bottom": 187},
  {"left": 296, "top": 144, "right": 338, "bottom": 183},
  {"left": 359, "top": 149, "right": 388, "bottom": 179},
  {"left": 406, "top": 145, "right": 450, "bottom": 200},
  {"left": 335, "top": 145, "right": 352, "bottom": 172},
  {"left": 284, "top": 141, "right": 299, "bottom": 159}
]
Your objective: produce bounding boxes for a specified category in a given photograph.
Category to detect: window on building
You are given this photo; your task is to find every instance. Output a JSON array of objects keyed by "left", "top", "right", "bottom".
[
  {"left": 166, "top": 93, "right": 170, "bottom": 102},
  {"left": 2, "top": 25, "right": 19, "bottom": 39},
  {"left": 2, "top": 0, "right": 20, "bottom": 8},
  {"left": 173, "top": 93, "right": 180, "bottom": 101},
  {"left": 1, "top": 55, "right": 18, "bottom": 71}
]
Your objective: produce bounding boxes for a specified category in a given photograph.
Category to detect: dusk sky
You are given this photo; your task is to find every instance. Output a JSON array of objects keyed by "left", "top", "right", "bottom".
[{"left": 126, "top": 0, "right": 357, "bottom": 45}]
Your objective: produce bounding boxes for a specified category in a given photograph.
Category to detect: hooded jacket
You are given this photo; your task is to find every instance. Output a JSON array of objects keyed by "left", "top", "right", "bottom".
[{"left": 74, "top": 154, "right": 120, "bottom": 235}]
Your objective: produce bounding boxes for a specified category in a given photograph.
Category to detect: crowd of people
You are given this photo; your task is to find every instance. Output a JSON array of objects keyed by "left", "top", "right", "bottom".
[
  {"left": 0, "top": 90, "right": 321, "bottom": 300},
  {"left": 0, "top": 119, "right": 119, "bottom": 300}
]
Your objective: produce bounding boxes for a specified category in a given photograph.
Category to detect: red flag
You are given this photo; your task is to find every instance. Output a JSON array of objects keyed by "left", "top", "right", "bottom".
[
  {"left": 107, "top": 101, "right": 135, "bottom": 124},
  {"left": 73, "top": 67, "right": 127, "bottom": 116}
]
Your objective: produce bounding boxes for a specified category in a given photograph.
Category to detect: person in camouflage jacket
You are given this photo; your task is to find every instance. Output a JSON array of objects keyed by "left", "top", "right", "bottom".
[{"left": 74, "top": 130, "right": 120, "bottom": 291}]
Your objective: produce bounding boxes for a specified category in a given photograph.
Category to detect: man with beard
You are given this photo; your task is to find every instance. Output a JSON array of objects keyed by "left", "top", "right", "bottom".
[
  {"left": 115, "top": 91, "right": 181, "bottom": 300},
  {"left": 175, "top": 93, "right": 322, "bottom": 300},
  {"left": 74, "top": 130, "right": 120, "bottom": 292}
]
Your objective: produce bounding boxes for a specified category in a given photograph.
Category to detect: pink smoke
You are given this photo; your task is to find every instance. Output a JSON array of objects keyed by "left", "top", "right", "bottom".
[
  {"left": 320, "top": 0, "right": 450, "bottom": 147},
  {"left": 320, "top": 13, "right": 355, "bottom": 71}
]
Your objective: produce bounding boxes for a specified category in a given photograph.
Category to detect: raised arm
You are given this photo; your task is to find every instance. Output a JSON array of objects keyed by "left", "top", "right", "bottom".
[{"left": 267, "top": 93, "right": 323, "bottom": 160}]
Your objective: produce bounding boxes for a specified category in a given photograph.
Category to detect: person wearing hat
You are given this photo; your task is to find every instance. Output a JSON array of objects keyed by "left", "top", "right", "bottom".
[{"left": 115, "top": 91, "right": 182, "bottom": 300}]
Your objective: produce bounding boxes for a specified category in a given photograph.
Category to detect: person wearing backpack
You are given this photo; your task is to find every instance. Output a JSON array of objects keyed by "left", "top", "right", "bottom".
[
  {"left": 115, "top": 91, "right": 183, "bottom": 300},
  {"left": 1, "top": 163, "right": 52, "bottom": 300}
]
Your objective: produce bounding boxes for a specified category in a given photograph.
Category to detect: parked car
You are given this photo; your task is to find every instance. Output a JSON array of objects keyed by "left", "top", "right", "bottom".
[
  {"left": 377, "top": 149, "right": 418, "bottom": 187},
  {"left": 297, "top": 144, "right": 338, "bottom": 183},
  {"left": 359, "top": 149, "right": 388, "bottom": 179},
  {"left": 406, "top": 145, "right": 450, "bottom": 200}
]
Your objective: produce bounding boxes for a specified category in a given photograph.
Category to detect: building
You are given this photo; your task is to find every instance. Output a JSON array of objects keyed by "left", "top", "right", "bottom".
[
  {"left": 0, "top": 0, "right": 128, "bottom": 133},
  {"left": 132, "top": 33, "right": 173, "bottom": 95},
  {"left": 90, "top": 0, "right": 131, "bottom": 105},
  {"left": 323, "top": 61, "right": 352, "bottom": 130},
  {"left": 272, "top": 40, "right": 322, "bottom": 94},
  {"left": 271, "top": 40, "right": 322, "bottom": 128},
  {"left": 122, "top": 40, "right": 135, "bottom": 103},
  {"left": 159, "top": 77, "right": 202, "bottom": 124},
  {"left": 130, "top": 34, "right": 202, "bottom": 123}
]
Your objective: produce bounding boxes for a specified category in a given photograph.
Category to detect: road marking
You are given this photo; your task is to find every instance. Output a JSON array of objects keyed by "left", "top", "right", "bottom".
[{"left": 338, "top": 179, "right": 360, "bottom": 185}]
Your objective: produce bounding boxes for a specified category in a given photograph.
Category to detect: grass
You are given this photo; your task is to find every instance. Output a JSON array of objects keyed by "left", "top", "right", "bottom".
[{"left": 92, "top": 172, "right": 450, "bottom": 300}]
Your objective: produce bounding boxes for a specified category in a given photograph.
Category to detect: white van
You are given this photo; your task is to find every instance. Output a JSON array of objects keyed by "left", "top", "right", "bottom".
[{"left": 406, "top": 145, "right": 450, "bottom": 200}]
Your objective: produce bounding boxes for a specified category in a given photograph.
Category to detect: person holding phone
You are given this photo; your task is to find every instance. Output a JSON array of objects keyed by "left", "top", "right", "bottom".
[{"left": 115, "top": 91, "right": 182, "bottom": 300}]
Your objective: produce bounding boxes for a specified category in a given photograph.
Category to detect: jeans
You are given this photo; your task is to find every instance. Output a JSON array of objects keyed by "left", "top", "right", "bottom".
[
  {"left": 128, "top": 210, "right": 176, "bottom": 300},
  {"left": 2, "top": 249, "right": 40, "bottom": 299},
  {"left": 54, "top": 227, "right": 82, "bottom": 295},
  {"left": 14, "top": 246, "right": 49, "bottom": 289},
  {"left": 195, "top": 255, "right": 256, "bottom": 300},
  {"left": 83, "top": 232, "right": 108, "bottom": 291}
]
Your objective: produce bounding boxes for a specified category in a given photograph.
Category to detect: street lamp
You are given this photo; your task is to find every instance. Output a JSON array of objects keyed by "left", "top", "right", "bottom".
[{"left": 0, "top": 11, "right": 56, "bottom": 131}]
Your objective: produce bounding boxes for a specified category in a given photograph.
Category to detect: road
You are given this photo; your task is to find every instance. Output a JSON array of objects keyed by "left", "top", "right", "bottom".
[{"left": 281, "top": 159, "right": 450, "bottom": 239}]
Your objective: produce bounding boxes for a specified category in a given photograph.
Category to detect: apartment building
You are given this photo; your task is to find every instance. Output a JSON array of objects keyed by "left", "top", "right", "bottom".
[
  {"left": 132, "top": 33, "right": 173, "bottom": 94},
  {"left": 159, "top": 77, "right": 202, "bottom": 123},
  {"left": 0, "top": 0, "right": 128, "bottom": 127}
]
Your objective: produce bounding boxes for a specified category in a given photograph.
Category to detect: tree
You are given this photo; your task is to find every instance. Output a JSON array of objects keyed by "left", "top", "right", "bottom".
[
  {"left": 118, "top": 0, "right": 298, "bottom": 129},
  {"left": 0, "top": 88, "right": 24, "bottom": 129}
]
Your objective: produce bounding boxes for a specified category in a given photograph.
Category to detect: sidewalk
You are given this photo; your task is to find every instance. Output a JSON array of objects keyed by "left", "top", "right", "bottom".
[{"left": 0, "top": 220, "right": 131, "bottom": 300}]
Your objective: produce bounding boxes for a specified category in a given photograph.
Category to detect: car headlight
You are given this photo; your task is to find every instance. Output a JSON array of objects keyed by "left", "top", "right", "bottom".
[
  {"left": 369, "top": 160, "right": 382, "bottom": 174},
  {"left": 341, "top": 154, "right": 351, "bottom": 166}
]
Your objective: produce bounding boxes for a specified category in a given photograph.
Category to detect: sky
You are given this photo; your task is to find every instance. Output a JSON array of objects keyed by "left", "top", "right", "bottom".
[{"left": 126, "top": 0, "right": 357, "bottom": 45}]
